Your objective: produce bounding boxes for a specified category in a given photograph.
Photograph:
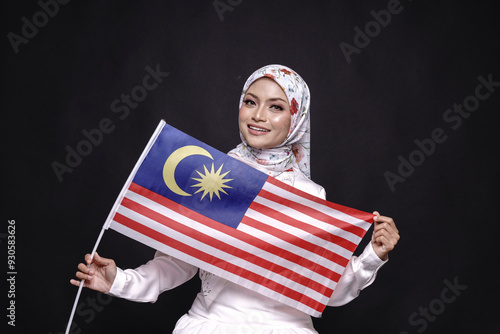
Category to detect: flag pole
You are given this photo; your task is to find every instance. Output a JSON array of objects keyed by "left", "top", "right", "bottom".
[
  {"left": 64, "top": 120, "right": 166, "bottom": 334},
  {"left": 65, "top": 227, "right": 106, "bottom": 334}
]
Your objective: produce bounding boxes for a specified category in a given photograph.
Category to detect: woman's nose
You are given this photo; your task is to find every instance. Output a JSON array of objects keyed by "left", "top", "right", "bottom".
[{"left": 252, "top": 106, "right": 266, "bottom": 122}]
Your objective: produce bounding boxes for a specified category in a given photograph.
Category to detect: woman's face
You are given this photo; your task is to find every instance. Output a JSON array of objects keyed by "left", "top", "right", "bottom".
[{"left": 238, "top": 78, "right": 291, "bottom": 149}]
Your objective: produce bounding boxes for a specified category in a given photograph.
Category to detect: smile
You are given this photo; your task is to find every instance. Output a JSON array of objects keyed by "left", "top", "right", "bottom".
[{"left": 248, "top": 125, "right": 270, "bottom": 132}]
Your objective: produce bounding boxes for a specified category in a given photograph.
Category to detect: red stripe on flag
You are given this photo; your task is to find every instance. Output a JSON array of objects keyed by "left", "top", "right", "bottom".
[
  {"left": 125, "top": 183, "right": 333, "bottom": 296},
  {"left": 121, "top": 197, "right": 331, "bottom": 297},
  {"left": 265, "top": 177, "right": 374, "bottom": 225},
  {"left": 249, "top": 200, "right": 356, "bottom": 256},
  {"left": 112, "top": 211, "right": 326, "bottom": 314},
  {"left": 259, "top": 189, "right": 366, "bottom": 239},
  {"left": 241, "top": 215, "right": 347, "bottom": 272}
]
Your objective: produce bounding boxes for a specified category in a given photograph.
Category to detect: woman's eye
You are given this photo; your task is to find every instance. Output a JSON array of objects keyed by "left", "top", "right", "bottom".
[
  {"left": 243, "top": 99, "right": 255, "bottom": 106},
  {"left": 270, "top": 104, "right": 284, "bottom": 111}
]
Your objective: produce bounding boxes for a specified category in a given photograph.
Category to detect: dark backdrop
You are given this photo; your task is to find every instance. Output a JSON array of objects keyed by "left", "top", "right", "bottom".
[{"left": 4, "top": 1, "right": 499, "bottom": 333}]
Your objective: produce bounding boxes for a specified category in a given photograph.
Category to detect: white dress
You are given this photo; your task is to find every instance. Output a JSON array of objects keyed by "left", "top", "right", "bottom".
[{"left": 108, "top": 168, "right": 387, "bottom": 333}]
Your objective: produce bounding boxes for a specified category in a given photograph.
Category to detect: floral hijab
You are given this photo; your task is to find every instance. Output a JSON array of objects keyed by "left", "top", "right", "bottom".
[{"left": 228, "top": 64, "right": 311, "bottom": 179}]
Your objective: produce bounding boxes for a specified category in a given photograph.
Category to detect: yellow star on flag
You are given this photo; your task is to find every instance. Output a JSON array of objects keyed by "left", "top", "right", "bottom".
[{"left": 191, "top": 163, "right": 232, "bottom": 201}]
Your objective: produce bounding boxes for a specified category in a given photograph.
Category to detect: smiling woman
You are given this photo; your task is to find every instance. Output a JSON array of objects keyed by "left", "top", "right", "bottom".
[{"left": 71, "top": 64, "right": 400, "bottom": 334}]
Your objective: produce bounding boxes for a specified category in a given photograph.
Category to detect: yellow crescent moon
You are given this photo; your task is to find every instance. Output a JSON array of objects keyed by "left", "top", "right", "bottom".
[{"left": 163, "top": 145, "right": 213, "bottom": 196}]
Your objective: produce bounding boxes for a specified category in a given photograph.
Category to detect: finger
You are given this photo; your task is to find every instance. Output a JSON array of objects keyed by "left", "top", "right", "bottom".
[
  {"left": 373, "top": 233, "right": 399, "bottom": 252},
  {"left": 92, "top": 252, "right": 107, "bottom": 265},
  {"left": 70, "top": 279, "right": 85, "bottom": 287},
  {"left": 92, "top": 252, "right": 113, "bottom": 267},
  {"left": 373, "top": 222, "right": 399, "bottom": 239},
  {"left": 75, "top": 270, "right": 93, "bottom": 280},
  {"left": 374, "top": 213, "right": 393, "bottom": 225},
  {"left": 84, "top": 252, "right": 104, "bottom": 267},
  {"left": 77, "top": 262, "right": 91, "bottom": 274},
  {"left": 373, "top": 213, "right": 398, "bottom": 233},
  {"left": 377, "top": 235, "right": 396, "bottom": 251},
  {"left": 373, "top": 225, "right": 399, "bottom": 243},
  {"left": 373, "top": 211, "right": 393, "bottom": 220}
]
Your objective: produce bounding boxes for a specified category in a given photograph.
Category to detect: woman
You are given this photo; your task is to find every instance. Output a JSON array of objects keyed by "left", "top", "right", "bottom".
[{"left": 71, "top": 64, "right": 400, "bottom": 333}]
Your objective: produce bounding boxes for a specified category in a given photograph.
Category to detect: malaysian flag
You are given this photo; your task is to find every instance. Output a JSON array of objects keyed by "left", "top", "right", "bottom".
[{"left": 103, "top": 120, "right": 373, "bottom": 317}]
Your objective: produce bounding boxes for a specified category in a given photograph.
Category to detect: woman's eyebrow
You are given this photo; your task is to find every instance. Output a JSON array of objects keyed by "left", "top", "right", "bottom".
[{"left": 245, "top": 92, "right": 287, "bottom": 103}]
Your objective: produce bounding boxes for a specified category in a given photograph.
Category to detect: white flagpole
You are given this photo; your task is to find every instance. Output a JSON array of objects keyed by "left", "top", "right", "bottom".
[
  {"left": 65, "top": 227, "right": 106, "bottom": 334},
  {"left": 64, "top": 120, "right": 166, "bottom": 334}
]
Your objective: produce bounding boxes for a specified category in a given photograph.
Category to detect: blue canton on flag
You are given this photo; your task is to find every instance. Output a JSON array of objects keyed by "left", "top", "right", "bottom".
[{"left": 132, "top": 122, "right": 267, "bottom": 229}]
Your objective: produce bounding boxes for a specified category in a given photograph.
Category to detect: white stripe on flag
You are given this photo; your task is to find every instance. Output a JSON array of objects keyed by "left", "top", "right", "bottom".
[
  {"left": 253, "top": 194, "right": 362, "bottom": 245},
  {"left": 109, "top": 218, "right": 327, "bottom": 317},
  {"left": 262, "top": 181, "right": 372, "bottom": 232},
  {"left": 242, "top": 207, "right": 351, "bottom": 268},
  {"left": 118, "top": 189, "right": 333, "bottom": 301},
  {"left": 235, "top": 220, "right": 346, "bottom": 276}
]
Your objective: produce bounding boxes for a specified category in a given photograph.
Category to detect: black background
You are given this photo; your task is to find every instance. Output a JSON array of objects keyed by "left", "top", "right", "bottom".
[{"left": 3, "top": 0, "right": 499, "bottom": 333}]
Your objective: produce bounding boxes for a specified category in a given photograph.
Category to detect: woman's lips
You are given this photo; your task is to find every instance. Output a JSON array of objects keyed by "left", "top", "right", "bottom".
[{"left": 247, "top": 124, "right": 270, "bottom": 135}]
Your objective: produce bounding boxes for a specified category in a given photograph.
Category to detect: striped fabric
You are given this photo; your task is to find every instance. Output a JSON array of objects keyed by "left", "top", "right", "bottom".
[{"left": 104, "top": 120, "right": 373, "bottom": 317}]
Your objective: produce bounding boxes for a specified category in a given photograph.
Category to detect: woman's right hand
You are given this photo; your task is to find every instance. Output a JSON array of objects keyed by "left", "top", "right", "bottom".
[{"left": 70, "top": 252, "right": 117, "bottom": 293}]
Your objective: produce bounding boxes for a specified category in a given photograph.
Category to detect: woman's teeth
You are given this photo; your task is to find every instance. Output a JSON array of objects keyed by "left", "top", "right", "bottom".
[{"left": 249, "top": 125, "right": 270, "bottom": 132}]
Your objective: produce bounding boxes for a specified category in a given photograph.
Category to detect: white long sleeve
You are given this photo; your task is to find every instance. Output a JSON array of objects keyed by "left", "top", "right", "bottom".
[
  {"left": 108, "top": 251, "right": 198, "bottom": 302},
  {"left": 327, "top": 241, "right": 387, "bottom": 306}
]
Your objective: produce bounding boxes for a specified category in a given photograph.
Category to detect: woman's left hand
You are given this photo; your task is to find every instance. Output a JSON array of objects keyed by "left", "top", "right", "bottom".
[{"left": 371, "top": 211, "right": 400, "bottom": 261}]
